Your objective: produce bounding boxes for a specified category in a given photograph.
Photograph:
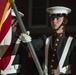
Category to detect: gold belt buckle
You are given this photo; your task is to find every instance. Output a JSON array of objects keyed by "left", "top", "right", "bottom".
[
  {"left": 51, "top": 69, "right": 61, "bottom": 74},
  {"left": 51, "top": 69, "right": 71, "bottom": 74}
]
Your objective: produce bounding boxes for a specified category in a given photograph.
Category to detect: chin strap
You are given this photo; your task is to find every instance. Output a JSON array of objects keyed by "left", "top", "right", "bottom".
[{"left": 53, "top": 23, "right": 64, "bottom": 32}]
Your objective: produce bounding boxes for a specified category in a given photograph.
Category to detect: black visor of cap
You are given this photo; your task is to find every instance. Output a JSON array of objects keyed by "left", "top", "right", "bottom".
[
  {"left": 12, "top": 16, "right": 16, "bottom": 19},
  {"left": 12, "top": 19, "right": 17, "bottom": 26},
  {"left": 49, "top": 13, "right": 67, "bottom": 18}
]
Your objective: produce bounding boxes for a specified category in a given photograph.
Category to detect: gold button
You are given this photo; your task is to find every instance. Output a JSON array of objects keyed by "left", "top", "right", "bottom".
[
  {"left": 60, "top": 34, "right": 62, "bottom": 37},
  {"left": 53, "top": 54, "right": 55, "bottom": 56},
  {"left": 51, "top": 60, "right": 54, "bottom": 62},
  {"left": 56, "top": 38, "right": 59, "bottom": 41},
  {"left": 55, "top": 43, "right": 58, "bottom": 46},
  {"left": 28, "top": 52, "right": 32, "bottom": 57},
  {"left": 54, "top": 49, "right": 56, "bottom": 51},
  {"left": 50, "top": 65, "right": 53, "bottom": 68}
]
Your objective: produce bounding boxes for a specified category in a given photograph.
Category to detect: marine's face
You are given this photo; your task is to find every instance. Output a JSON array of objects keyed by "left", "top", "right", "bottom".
[
  {"left": 50, "top": 16, "right": 64, "bottom": 30},
  {"left": 12, "top": 19, "right": 18, "bottom": 33}
]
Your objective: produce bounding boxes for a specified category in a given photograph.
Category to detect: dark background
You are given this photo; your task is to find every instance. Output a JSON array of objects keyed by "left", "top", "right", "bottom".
[{"left": 15, "top": 0, "right": 76, "bottom": 38}]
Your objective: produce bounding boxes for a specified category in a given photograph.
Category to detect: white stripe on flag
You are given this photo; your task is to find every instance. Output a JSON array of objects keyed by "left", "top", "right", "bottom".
[
  {"left": 0, "top": 26, "right": 12, "bottom": 45},
  {"left": 3, "top": 8, "right": 11, "bottom": 23}
]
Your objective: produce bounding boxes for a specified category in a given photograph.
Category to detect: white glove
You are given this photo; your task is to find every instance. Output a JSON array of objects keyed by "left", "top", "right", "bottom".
[{"left": 19, "top": 31, "right": 32, "bottom": 43}]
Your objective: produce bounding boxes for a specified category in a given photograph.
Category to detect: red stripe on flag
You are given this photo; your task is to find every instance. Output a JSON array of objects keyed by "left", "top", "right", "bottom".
[
  {"left": 0, "top": 12, "right": 11, "bottom": 43},
  {"left": 0, "top": 43, "right": 12, "bottom": 70},
  {"left": 0, "top": 0, "right": 7, "bottom": 21}
]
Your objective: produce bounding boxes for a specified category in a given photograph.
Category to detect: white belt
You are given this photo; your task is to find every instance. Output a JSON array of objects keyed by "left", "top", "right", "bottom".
[
  {"left": 51, "top": 69, "right": 71, "bottom": 74},
  {"left": 0, "top": 65, "right": 21, "bottom": 75},
  {"left": 1, "top": 69, "right": 18, "bottom": 75},
  {"left": 51, "top": 65, "right": 71, "bottom": 75}
]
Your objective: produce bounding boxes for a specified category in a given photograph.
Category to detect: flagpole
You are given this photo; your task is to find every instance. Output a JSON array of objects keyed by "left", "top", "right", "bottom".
[{"left": 8, "top": 0, "right": 44, "bottom": 75}]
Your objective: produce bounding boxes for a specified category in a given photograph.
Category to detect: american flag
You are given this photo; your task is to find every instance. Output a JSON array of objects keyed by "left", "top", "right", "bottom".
[{"left": 0, "top": 0, "right": 12, "bottom": 70}]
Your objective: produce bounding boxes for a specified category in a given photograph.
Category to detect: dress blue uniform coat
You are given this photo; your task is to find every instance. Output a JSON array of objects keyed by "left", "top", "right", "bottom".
[{"left": 30, "top": 33, "right": 76, "bottom": 75}]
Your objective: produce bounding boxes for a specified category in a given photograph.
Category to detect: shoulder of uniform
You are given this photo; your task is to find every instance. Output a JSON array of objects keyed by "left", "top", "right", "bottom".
[
  {"left": 69, "top": 36, "right": 76, "bottom": 47},
  {"left": 40, "top": 35, "right": 47, "bottom": 40}
]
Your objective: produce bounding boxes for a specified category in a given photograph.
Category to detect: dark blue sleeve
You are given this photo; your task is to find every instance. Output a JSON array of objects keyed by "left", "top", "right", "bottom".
[{"left": 31, "top": 35, "right": 47, "bottom": 51}]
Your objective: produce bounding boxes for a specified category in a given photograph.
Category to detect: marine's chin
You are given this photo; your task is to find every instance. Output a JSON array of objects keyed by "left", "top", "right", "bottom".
[{"left": 52, "top": 27, "right": 58, "bottom": 30}]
